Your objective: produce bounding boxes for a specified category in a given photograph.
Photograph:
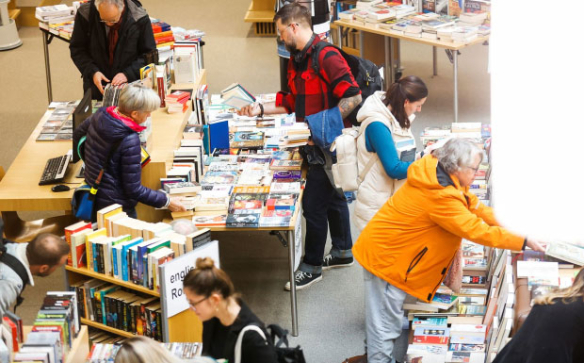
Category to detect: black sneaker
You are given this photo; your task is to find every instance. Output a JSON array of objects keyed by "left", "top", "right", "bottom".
[
  {"left": 322, "top": 254, "right": 354, "bottom": 270},
  {"left": 284, "top": 271, "right": 322, "bottom": 291}
]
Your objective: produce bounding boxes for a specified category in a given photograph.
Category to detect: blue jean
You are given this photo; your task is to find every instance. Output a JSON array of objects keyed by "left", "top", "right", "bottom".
[
  {"left": 299, "top": 165, "right": 352, "bottom": 275},
  {"left": 363, "top": 268, "right": 407, "bottom": 363}
]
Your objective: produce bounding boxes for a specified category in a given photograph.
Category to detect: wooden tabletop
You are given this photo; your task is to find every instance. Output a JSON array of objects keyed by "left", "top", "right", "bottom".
[
  {"left": 332, "top": 19, "right": 489, "bottom": 51},
  {"left": 0, "top": 70, "right": 206, "bottom": 213}
]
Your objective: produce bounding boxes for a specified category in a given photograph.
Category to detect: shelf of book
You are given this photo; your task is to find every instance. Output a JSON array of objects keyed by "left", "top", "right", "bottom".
[
  {"left": 80, "top": 318, "right": 136, "bottom": 339},
  {"left": 65, "top": 266, "right": 161, "bottom": 297},
  {"left": 136, "top": 70, "right": 207, "bottom": 223},
  {"left": 20, "top": 325, "right": 90, "bottom": 363}
]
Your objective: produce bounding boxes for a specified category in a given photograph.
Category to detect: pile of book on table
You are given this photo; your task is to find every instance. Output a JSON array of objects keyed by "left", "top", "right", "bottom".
[
  {"left": 87, "top": 342, "right": 202, "bottom": 362},
  {"left": 337, "top": 0, "right": 490, "bottom": 43},
  {"left": 164, "top": 145, "right": 305, "bottom": 228},
  {"left": 36, "top": 3, "right": 79, "bottom": 40},
  {"left": 36, "top": 101, "right": 79, "bottom": 142},
  {"left": 7, "top": 291, "right": 80, "bottom": 363}
]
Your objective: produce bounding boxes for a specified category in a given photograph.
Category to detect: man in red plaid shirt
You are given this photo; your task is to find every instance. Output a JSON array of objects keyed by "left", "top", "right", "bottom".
[{"left": 239, "top": 3, "right": 362, "bottom": 289}]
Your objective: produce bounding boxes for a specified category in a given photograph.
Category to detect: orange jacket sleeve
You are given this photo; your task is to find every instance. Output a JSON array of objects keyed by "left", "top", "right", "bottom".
[
  {"left": 428, "top": 193, "right": 524, "bottom": 251},
  {"left": 467, "top": 192, "right": 499, "bottom": 227}
]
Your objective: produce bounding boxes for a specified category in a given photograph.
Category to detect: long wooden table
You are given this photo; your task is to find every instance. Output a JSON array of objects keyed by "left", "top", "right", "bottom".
[
  {"left": 333, "top": 19, "right": 489, "bottom": 123},
  {"left": 0, "top": 71, "right": 206, "bottom": 221}
]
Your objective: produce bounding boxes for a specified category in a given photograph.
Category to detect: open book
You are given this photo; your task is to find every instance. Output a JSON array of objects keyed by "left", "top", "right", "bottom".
[{"left": 220, "top": 83, "right": 256, "bottom": 110}]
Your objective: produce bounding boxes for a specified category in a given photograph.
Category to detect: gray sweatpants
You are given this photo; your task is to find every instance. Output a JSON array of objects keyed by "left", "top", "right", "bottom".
[{"left": 363, "top": 269, "right": 408, "bottom": 363}]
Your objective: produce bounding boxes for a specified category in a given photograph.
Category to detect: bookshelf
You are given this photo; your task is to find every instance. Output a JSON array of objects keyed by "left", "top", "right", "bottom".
[
  {"left": 66, "top": 261, "right": 202, "bottom": 343},
  {"left": 136, "top": 70, "right": 207, "bottom": 223}
]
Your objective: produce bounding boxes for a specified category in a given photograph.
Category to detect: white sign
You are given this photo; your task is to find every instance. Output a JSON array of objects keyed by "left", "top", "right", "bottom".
[{"left": 160, "top": 240, "right": 220, "bottom": 318}]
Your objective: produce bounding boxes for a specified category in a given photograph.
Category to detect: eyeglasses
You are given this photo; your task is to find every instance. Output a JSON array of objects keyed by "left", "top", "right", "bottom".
[
  {"left": 188, "top": 296, "right": 209, "bottom": 311},
  {"left": 465, "top": 165, "right": 480, "bottom": 174},
  {"left": 100, "top": 15, "right": 122, "bottom": 24},
  {"left": 277, "top": 22, "right": 297, "bottom": 37}
]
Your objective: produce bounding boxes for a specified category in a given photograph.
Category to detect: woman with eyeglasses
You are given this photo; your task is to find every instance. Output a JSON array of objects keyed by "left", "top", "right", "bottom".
[
  {"left": 183, "top": 257, "right": 277, "bottom": 363},
  {"left": 352, "top": 138, "right": 547, "bottom": 363}
]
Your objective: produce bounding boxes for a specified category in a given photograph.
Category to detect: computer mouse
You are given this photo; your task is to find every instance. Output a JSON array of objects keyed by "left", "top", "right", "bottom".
[{"left": 51, "top": 184, "right": 70, "bottom": 192}]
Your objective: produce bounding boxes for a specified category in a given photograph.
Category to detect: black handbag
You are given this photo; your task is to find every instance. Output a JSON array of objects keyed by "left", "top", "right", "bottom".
[
  {"left": 267, "top": 324, "right": 307, "bottom": 363},
  {"left": 71, "top": 139, "right": 122, "bottom": 221}
]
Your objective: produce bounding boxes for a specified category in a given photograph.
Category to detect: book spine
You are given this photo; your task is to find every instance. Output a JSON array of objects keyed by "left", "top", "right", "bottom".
[
  {"left": 156, "top": 310, "right": 162, "bottom": 341},
  {"left": 121, "top": 250, "right": 129, "bottom": 281},
  {"left": 157, "top": 76, "right": 166, "bottom": 107},
  {"left": 142, "top": 254, "right": 149, "bottom": 288},
  {"left": 130, "top": 304, "right": 137, "bottom": 333},
  {"left": 104, "top": 295, "right": 112, "bottom": 327},
  {"left": 98, "top": 244, "right": 105, "bottom": 274}
]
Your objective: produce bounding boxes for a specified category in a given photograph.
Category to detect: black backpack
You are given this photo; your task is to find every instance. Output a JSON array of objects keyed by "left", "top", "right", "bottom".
[{"left": 311, "top": 41, "right": 383, "bottom": 126}]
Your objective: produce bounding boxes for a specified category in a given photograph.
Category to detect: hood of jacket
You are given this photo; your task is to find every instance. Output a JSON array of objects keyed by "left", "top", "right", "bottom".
[{"left": 407, "top": 153, "right": 463, "bottom": 192}]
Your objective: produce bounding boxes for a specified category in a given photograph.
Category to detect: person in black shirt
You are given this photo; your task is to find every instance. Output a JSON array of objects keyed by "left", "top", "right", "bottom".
[
  {"left": 183, "top": 257, "right": 277, "bottom": 363},
  {"left": 493, "top": 268, "right": 584, "bottom": 363}
]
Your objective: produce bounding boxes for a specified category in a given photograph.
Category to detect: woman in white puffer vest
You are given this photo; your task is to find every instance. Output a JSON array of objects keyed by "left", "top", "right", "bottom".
[{"left": 354, "top": 76, "right": 429, "bottom": 234}]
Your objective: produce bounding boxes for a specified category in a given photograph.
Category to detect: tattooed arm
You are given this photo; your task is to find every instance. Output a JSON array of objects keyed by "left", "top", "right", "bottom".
[{"left": 338, "top": 94, "right": 362, "bottom": 119}]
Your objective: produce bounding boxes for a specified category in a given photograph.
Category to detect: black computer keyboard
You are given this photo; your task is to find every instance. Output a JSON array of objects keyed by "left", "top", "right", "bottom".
[{"left": 39, "top": 155, "right": 70, "bottom": 185}]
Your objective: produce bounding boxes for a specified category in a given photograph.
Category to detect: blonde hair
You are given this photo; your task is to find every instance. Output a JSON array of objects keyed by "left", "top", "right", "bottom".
[
  {"left": 113, "top": 336, "right": 182, "bottom": 363},
  {"left": 534, "top": 268, "right": 584, "bottom": 305}
]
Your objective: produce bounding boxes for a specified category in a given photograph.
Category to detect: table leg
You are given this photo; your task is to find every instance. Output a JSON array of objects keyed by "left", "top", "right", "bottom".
[
  {"left": 453, "top": 49, "right": 459, "bottom": 123},
  {"left": 288, "top": 229, "right": 298, "bottom": 336},
  {"left": 42, "top": 32, "right": 53, "bottom": 103},
  {"left": 359, "top": 31, "right": 364, "bottom": 58},
  {"left": 389, "top": 37, "right": 394, "bottom": 85},
  {"left": 396, "top": 39, "right": 401, "bottom": 74},
  {"left": 433, "top": 46, "right": 438, "bottom": 76},
  {"left": 384, "top": 36, "right": 390, "bottom": 89}
]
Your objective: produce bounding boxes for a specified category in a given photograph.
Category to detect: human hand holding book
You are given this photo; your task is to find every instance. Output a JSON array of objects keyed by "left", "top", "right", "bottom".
[
  {"left": 168, "top": 197, "right": 187, "bottom": 212},
  {"left": 526, "top": 237, "right": 546, "bottom": 252}
]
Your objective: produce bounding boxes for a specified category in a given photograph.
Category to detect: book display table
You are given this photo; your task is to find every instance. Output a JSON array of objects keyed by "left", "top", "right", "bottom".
[
  {"left": 0, "top": 71, "right": 206, "bottom": 222},
  {"left": 332, "top": 19, "right": 489, "bottom": 123}
]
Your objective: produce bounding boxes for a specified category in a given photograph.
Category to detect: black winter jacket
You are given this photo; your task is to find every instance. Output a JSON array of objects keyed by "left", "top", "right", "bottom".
[
  {"left": 69, "top": 0, "right": 155, "bottom": 99},
  {"left": 202, "top": 300, "right": 278, "bottom": 363},
  {"left": 73, "top": 107, "right": 167, "bottom": 212},
  {"left": 493, "top": 298, "right": 584, "bottom": 363}
]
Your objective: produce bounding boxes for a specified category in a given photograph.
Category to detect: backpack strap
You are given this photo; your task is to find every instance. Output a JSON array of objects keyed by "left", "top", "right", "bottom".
[
  {"left": 235, "top": 324, "right": 267, "bottom": 363},
  {"left": 0, "top": 239, "right": 30, "bottom": 313}
]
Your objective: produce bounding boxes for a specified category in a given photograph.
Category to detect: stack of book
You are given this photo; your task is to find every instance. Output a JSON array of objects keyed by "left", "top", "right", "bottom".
[
  {"left": 36, "top": 4, "right": 75, "bottom": 39},
  {"left": 150, "top": 19, "right": 174, "bottom": 50},
  {"left": 36, "top": 102, "right": 78, "bottom": 142},
  {"left": 11, "top": 292, "right": 79, "bottom": 363},
  {"left": 165, "top": 90, "right": 192, "bottom": 114}
]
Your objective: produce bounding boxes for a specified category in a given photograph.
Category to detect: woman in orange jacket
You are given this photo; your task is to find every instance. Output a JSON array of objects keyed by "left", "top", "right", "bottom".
[{"left": 352, "top": 138, "right": 545, "bottom": 363}]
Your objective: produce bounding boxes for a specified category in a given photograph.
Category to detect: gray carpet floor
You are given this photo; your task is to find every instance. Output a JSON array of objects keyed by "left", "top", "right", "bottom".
[{"left": 0, "top": 1, "right": 491, "bottom": 362}]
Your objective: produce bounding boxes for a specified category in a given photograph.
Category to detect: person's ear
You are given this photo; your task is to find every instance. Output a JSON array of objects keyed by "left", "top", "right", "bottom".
[
  {"left": 209, "top": 293, "right": 222, "bottom": 305},
  {"left": 39, "top": 264, "right": 50, "bottom": 274}
]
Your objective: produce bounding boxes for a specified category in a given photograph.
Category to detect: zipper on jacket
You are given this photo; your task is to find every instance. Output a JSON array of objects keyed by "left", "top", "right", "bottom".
[
  {"left": 429, "top": 250, "right": 459, "bottom": 300},
  {"left": 405, "top": 247, "right": 428, "bottom": 282}
]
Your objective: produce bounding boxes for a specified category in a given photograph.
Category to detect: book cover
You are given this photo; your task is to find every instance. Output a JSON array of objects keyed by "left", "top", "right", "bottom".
[
  {"left": 230, "top": 131, "right": 265, "bottom": 148},
  {"left": 65, "top": 221, "right": 92, "bottom": 266},
  {"left": 269, "top": 159, "right": 303, "bottom": 171},
  {"left": 193, "top": 214, "right": 228, "bottom": 227}
]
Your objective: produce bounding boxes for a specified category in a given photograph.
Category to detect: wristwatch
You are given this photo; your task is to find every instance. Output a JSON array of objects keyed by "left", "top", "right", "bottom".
[{"left": 258, "top": 103, "right": 265, "bottom": 118}]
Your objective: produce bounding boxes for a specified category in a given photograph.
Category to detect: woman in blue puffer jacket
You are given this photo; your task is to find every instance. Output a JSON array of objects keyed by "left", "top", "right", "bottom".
[{"left": 73, "top": 84, "right": 185, "bottom": 221}]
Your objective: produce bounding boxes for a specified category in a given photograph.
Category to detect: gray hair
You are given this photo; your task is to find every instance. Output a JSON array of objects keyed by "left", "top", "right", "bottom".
[
  {"left": 118, "top": 84, "right": 160, "bottom": 114},
  {"left": 95, "top": 0, "right": 125, "bottom": 10},
  {"left": 435, "top": 138, "right": 483, "bottom": 174},
  {"left": 171, "top": 219, "right": 198, "bottom": 235}
]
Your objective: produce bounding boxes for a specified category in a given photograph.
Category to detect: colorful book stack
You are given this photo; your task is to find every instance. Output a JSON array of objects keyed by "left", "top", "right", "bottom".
[{"left": 10, "top": 292, "right": 79, "bottom": 363}]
